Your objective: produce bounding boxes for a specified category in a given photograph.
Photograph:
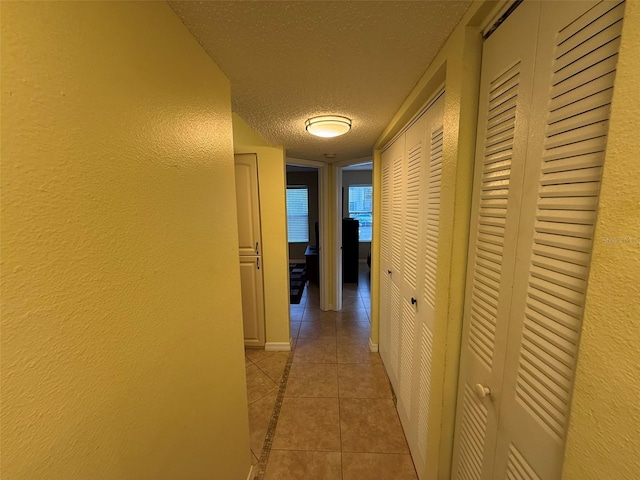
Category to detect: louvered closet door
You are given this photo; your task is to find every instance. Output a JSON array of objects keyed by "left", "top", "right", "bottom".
[
  {"left": 493, "top": 1, "right": 626, "bottom": 478},
  {"left": 396, "top": 96, "right": 444, "bottom": 478},
  {"left": 379, "top": 94, "right": 446, "bottom": 480},
  {"left": 380, "top": 136, "right": 406, "bottom": 387},
  {"left": 396, "top": 113, "right": 426, "bottom": 431},
  {"left": 379, "top": 150, "right": 393, "bottom": 363},
  {"left": 420, "top": 96, "right": 444, "bottom": 333},
  {"left": 389, "top": 136, "right": 406, "bottom": 387},
  {"left": 451, "top": 2, "right": 541, "bottom": 479},
  {"left": 454, "top": 1, "right": 626, "bottom": 478},
  {"left": 411, "top": 94, "right": 445, "bottom": 479}
]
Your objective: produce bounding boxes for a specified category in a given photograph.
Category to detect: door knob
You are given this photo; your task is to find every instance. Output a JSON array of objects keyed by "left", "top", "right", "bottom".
[
  {"left": 474, "top": 384, "right": 491, "bottom": 399},
  {"left": 411, "top": 297, "right": 417, "bottom": 305}
]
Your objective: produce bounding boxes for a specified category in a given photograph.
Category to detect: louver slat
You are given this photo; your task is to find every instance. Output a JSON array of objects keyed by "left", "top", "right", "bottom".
[
  {"left": 389, "top": 280, "right": 401, "bottom": 379},
  {"left": 400, "top": 298, "right": 415, "bottom": 418},
  {"left": 456, "top": 385, "right": 488, "bottom": 479},
  {"left": 468, "top": 62, "right": 520, "bottom": 369},
  {"left": 380, "top": 159, "right": 391, "bottom": 360},
  {"left": 506, "top": 444, "right": 541, "bottom": 480},
  {"left": 391, "top": 155, "right": 404, "bottom": 273},
  {"left": 381, "top": 163, "right": 391, "bottom": 263},
  {"left": 515, "top": 0, "right": 624, "bottom": 441},
  {"left": 380, "top": 269, "right": 390, "bottom": 355},
  {"left": 404, "top": 143, "right": 422, "bottom": 290},
  {"left": 417, "top": 324, "right": 434, "bottom": 458},
  {"left": 423, "top": 128, "right": 443, "bottom": 308}
]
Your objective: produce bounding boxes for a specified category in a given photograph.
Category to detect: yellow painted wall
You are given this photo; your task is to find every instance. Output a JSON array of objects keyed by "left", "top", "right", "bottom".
[
  {"left": 562, "top": 3, "right": 640, "bottom": 478},
  {"left": 0, "top": 2, "right": 251, "bottom": 479},
  {"left": 232, "top": 113, "right": 291, "bottom": 347}
]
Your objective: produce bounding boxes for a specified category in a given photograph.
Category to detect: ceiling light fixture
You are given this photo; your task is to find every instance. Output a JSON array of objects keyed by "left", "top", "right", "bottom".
[{"left": 305, "top": 115, "right": 351, "bottom": 138}]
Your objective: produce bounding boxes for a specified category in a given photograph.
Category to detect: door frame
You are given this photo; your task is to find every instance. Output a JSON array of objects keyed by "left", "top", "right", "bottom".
[
  {"left": 285, "top": 157, "right": 331, "bottom": 311},
  {"left": 332, "top": 156, "right": 373, "bottom": 311}
]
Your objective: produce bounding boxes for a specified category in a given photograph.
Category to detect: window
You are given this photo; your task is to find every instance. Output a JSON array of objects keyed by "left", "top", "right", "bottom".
[
  {"left": 348, "top": 185, "right": 373, "bottom": 242},
  {"left": 286, "top": 186, "right": 309, "bottom": 243}
]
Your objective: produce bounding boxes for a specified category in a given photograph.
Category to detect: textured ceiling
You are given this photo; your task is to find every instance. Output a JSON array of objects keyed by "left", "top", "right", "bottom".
[{"left": 169, "top": 1, "right": 471, "bottom": 162}]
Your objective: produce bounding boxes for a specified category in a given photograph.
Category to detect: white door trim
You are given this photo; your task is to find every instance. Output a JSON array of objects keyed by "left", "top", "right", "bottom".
[
  {"left": 286, "top": 157, "right": 331, "bottom": 311},
  {"left": 333, "top": 156, "right": 373, "bottom": 311}
]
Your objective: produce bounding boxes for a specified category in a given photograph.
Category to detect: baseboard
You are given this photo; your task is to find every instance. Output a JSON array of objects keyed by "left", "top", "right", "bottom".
[
  {"left": 265, "top": 341, "right": 291, "bottom": 352},
  {"left": 369, "top": 338, "right": 379, "bottom": 352},
  {"left": 246, "top": 464, "right": 256, "bottom": 480}
]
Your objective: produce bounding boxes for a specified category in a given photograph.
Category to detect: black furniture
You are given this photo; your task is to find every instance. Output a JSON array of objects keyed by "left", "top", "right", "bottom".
[
  {"left": 342, "top": 218, "right": 359, "bottom": 283},
  {"left": 305, "top": 244, "right": 319, "bottom": 285}
]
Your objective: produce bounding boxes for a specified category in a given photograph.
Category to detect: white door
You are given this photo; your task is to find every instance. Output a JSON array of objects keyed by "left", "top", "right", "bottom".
[
  {"left": 234, "top": 154, "right": 265, "bottom": 347},
  {"left": 452, "top": 1, "right": 626, "bottom": 478},
  {"left": 379, "top": 148, "right": 393, "bottom": 365},
  {"left": 494, "top": 1, "right": 626, "bottom": 477},
  {"left": 235, "top": 154, "right": 262, "bottom": 257},
  {"left": 379, "top": 94, "right": 445, "bottom": 480},
  {"left": 238, "top": 256, "right": 265, "bottom": 347},
  {"left": 398, "top": 94, "right": 446, "bottom": 478},
  {"left": 452, "top": 2, "right": 540, "bottom": 476},
  {"left": 397, "top": 111, "right": 424, "bottom": 430},
  {"left": 412, "top": 95, "right": 444, "bottom": 477},
  {"left": 380, "top": 135, "right": 406, "bottom": 388}
]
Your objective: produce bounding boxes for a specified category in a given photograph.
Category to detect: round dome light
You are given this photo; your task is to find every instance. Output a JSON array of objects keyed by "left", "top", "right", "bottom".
[{"left": 305, "top": 115, "right": 351, "bottom": 138}]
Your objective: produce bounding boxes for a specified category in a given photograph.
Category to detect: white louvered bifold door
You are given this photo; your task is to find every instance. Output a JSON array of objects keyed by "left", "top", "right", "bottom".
[
  {"left": 494, "top": 1, "right": 626, "bottom": 479},
  {"left": 412, "top": 94, "right": 445, "bottom": 479},
  {"left": 453, "top": 1, "right": 626, "bottom": 479},
  {"left": 397, "top": 113, "right": 425, "bottom": 431},
  {"left": 379, "top": 151, "right": 392, "bottom": 363},
  {"left": 452, "top": 2, "right": 541, "bottom": 479},
  {"left": 389, "top": 137, "right": 406, "bottom": 387},
  {"left": 380, "top": 136, "right": 406, "bottom": 387},
  {"left": 379, "top": 94, "right": 445, "bottom": 480}
]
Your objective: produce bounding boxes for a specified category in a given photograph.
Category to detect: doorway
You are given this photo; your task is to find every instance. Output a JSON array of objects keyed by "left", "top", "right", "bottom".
[
  {"left": 285, "top": 164, "right": 319, "bottom": 309},
  {"left": 285, "top": 158, "right": 331, "bottom": 313},
  {"left": 335, "top": 160, "right": 373, "bottom": 317}
]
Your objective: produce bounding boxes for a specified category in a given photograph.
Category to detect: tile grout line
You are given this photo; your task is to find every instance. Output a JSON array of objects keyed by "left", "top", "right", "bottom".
[
  {"left": 253, "top": 310, "right": 299, "bottom": 480},
  {"left": 337, "top": 337, "right": 344, "bottom": 480},
  {"left": 253, "top": 278, "right": 372, "bottom": 478},
  {"left": 252, "top": 358, "right": 286, "bottom": 387}
]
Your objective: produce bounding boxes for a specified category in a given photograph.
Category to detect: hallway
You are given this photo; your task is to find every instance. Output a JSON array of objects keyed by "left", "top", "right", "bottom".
[{"left": 245, "top": 266, "right": 418, "bottom": 479}]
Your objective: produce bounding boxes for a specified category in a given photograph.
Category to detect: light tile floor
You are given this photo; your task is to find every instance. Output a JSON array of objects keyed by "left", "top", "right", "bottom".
[{"left": 245, "top": 264, "right": 418, "bottom": 480}]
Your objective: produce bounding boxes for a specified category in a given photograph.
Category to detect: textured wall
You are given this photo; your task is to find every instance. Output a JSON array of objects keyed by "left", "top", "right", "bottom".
[
  {"left": 562, "top": 3, "right": 640, "bottom": 478},
  {"left": 232, "top": 114, "right": 291, "bottom": 347},
  {"left": 0, "top": 2, "right": 250, "bottom": 479}
]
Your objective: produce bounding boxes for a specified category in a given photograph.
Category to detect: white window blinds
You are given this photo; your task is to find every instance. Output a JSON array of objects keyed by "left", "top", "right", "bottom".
[
  {"left": 348, "top": 185, "right": 373, "bottom": 241},
  {"left": 286, "top": 186, "right": 309, "bottom": 243}
]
